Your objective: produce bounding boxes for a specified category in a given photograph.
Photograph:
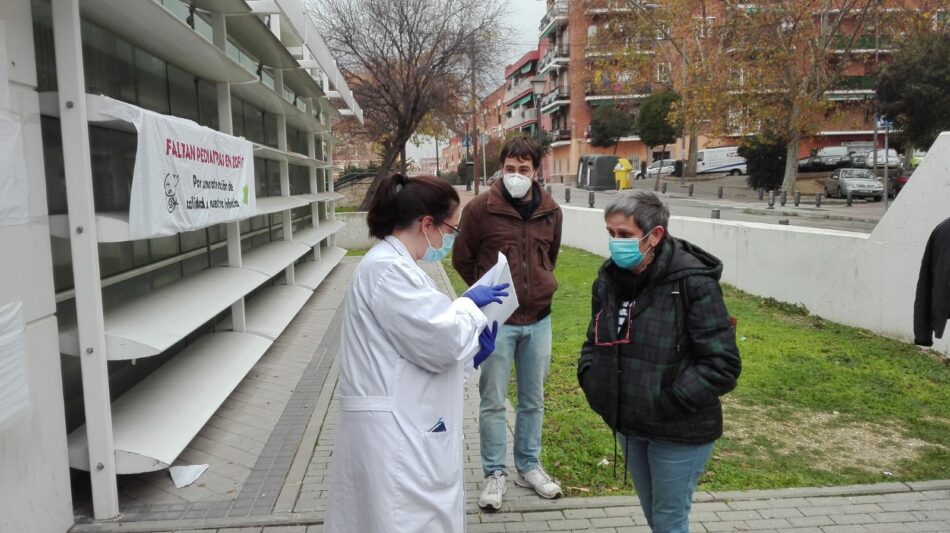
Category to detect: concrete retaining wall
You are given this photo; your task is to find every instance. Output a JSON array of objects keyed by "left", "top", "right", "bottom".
[
  {"left": 561, "top": 132, "right": 950, "bottom": 358},
  {"left": 336, "top": 211, "right": 377, "bottom": 250}
]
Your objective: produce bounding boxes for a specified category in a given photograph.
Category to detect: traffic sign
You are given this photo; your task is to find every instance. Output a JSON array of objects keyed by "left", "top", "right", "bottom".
[
  {"left": 876, "top": 117, "right": 894, "bottom": 129},
  {"left": 461, "top": 135, "right": 472, "bottom": 148}
]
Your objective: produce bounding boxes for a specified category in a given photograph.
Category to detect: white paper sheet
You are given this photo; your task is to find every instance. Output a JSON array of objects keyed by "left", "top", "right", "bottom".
[
  {"left": 169, "top": 464, "right": 209, "bottom": 488},
  {"left": 471, "top": 252, "right": 520, "bottom": 326},
  {"left": 0, "top": 301, "right": 29, "bottom": 431}
]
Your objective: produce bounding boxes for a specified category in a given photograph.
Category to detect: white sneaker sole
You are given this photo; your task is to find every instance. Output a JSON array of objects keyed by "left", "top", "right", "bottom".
[
  {"left": 478, "top": 497, "right": 503, "bottom": 511},
  {"left": 514, "top": 475, "right": 563, "bottom": 499}
]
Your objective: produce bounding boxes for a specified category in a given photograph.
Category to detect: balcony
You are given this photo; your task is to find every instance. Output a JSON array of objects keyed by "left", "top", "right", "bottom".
[
  {"left": 585, "top": 81, "right": 653, "bottom": 102},
  {"left": 831, "top": 75, "right": 876, "bottom": 91},
  {"left": 549, "top": 128, "right": 572, "bottom": 142},
  {"left": 505, "top": 78, "right": 534, "bottom": 105},
  {"left": 538, "top": 43, "right": 570, "bottom": 74},
  {"left": 587, "top": 0, "right": 634, "bottom": 15},
  {"left": 831, "top": 34, "right": 894, "bottom": 52},
  {"left": 585, "top": 38, "right": 656, "bottom": 59},
  {"left": 506, "top": 107, "right": 538, "bottom": 129},
  {"left": 540, "top": 0, "right": 569, "bottom": 37},
  {"left": 541, "top": 85, "right": 570, "bottom": 113}
]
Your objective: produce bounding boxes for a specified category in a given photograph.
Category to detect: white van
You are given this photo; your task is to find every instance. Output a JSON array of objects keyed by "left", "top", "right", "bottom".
[{"left": 696, "top": 146, "right": 747, "bottom": 175}]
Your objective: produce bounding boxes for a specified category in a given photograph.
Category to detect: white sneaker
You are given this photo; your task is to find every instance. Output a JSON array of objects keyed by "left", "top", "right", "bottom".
[
  {"left": 478, "top": 470, "right": 507, "bottom": 511},
  {"left": 515, "top": 466, "right": 563, "bottom": 499}
]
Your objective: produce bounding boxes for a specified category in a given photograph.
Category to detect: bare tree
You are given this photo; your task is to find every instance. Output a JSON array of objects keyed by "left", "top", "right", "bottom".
[{"left": 309, "top": 0, "right": 509, "bottom": 208}]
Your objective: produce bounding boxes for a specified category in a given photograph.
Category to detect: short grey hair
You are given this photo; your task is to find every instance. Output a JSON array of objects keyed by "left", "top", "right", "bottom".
[{"left": 603, "top": 190, "right": 670, "bottom": 232}]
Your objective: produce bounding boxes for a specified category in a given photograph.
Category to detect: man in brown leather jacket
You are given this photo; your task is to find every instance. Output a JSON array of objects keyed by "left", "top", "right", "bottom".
[{"left": 452, "top": 136, "right": 563, "bottom": 510}]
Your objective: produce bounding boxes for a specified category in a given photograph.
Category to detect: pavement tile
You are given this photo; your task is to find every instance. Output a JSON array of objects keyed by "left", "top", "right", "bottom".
[{"left": 703, "top": 520, "right": 750, "bottom": 532}]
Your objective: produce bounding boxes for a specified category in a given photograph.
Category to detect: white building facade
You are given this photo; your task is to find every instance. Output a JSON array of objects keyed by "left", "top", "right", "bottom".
[{"left": 0, "top": 0, "right": 360, "bottom": 529}]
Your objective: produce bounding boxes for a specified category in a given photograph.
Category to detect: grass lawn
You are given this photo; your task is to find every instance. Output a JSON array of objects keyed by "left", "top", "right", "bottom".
[{"left": 442, "top": 246, "right": 950, "bottom": 496}]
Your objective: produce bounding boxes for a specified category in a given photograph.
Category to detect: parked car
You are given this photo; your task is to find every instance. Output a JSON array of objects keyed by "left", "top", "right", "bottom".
[
  {"left": 891, "top": 168, "right": 913, "bottom": 197},
  {"left": 814, "top": 146, "right": 853, "bottom": 169},
  {"left": 850, "top": 154, "right": 867, "bottom": 168},
  {"left": 798, "top": 157, "right": 821, "bottom": 173},
  {"left": 863, "top": 148, "right": 901, "bottom": 169},
  {"left": 636, "top": 159, "right": 677, "bottom": 180},
  {"left": 824, "top": 168, "right": 884, "bottom": 201}
]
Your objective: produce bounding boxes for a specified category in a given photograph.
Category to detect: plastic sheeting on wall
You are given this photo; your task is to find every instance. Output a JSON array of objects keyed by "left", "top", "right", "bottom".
[
  {"left": 0, "top": 111, "right": 28, "bottom": 227},
  {"left": 0, "top": 21, "right": 9, "bottom": 110},
  {"left": 0, "top": 20, "right": 28, "bottom": 228},
  {"left": 0, "top": 301, "right": 29, "bottom": 431}
]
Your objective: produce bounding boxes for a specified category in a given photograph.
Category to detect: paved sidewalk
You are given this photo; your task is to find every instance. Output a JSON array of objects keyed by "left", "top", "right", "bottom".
[{"left": 71, "top": 257, "right": 950, "bottom": 533}]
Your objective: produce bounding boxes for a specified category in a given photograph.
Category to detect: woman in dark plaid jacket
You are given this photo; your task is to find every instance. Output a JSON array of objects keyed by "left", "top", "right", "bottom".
[{"left": 578, "top": 190, "right": 741, "bottom": 533}]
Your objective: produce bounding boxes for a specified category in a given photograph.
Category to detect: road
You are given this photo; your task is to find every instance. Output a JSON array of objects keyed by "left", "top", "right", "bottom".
[{"left": 542, "top": 174, "right": 888, "bottom": 234}]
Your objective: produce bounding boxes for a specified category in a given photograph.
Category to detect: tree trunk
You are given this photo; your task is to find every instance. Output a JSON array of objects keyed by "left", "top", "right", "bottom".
[
  {"left": 782, "top": 133, "right": 800, "bottom": 194},
  {"left": 687, "top": 130, "right": 699, "bottom": 177},
  {"left": 781, "top": 103, "right": 802, "bottom": 193},
  {"left": 358, "top": 139, "right": 406, "bottom": 211},
  {"left": 400, "top": 144, "right": 408, "bottom": 172},
  {"left": 654, "top": 143, "right": 666, "bottom": 191}
]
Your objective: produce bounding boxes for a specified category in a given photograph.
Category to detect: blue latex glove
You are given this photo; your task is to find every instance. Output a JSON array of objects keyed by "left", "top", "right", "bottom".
[
  {"left": 474, "top": 321, "right": 499, "bottom": 369},
  {"left": 463, "top": 283, "right": 510, "bottom": 308}
]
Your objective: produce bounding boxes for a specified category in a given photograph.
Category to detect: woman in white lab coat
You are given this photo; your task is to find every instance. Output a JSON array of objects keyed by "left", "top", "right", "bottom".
[{"left": 325, "top": 173, "right": 508, "bottom": 533}]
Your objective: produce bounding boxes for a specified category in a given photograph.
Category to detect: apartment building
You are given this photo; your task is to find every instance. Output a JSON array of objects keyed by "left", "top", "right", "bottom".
[
  {"left": 503, "top": 51, "right": 542, "bottom": 139},
  {"left": 0, "top": 0, "right": 360, "bottom": 528},
  {"left": 479, "top": 83, "right": 508, "bottom": 142},
  {"left": 535, "top": 0, "right": 926, "bottom": 183}
]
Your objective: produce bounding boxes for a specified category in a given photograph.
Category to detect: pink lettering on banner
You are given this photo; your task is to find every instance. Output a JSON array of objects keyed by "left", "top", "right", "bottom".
[{"left": 164, "top": 138, "right": 246, "bottom": 169}]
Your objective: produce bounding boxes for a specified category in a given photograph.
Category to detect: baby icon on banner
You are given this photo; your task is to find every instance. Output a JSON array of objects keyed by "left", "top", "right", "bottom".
[{"left": 163, "top": 173, "right": 180, "bottom": 213}]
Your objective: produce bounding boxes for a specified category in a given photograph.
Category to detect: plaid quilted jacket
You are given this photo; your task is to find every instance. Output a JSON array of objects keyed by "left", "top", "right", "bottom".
[{"left": 577, "top": 237, "right": 741, "bottom": 444}]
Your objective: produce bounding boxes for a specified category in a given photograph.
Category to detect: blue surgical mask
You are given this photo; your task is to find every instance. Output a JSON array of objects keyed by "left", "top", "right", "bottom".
[
  {"left": 422, "top": 228, "right": 456, "bottom": 263},
  {"left": 609, "top": 232, "right": 652, "bottom": 270}
]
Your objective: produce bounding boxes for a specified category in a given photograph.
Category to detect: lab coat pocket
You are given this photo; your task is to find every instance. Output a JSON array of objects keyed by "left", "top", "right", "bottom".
[{"left": 413, "top": 427, "right": 461, "bottom": 493}]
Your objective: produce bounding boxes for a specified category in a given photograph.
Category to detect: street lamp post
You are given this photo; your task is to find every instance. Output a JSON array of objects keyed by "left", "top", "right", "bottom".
[{"left": 531, "top": 74, "right": 547, "bottom": 183}]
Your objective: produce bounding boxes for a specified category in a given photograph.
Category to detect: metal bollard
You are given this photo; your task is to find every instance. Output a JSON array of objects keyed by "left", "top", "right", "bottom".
[
  {"left": 688, "top": 184, "right": 694, "bottom": 197},
  {"left": 779, "top": 219, "right": 790, "bottom": 225},
  {"left": 794, "top": 191, "right": 801, "bottom": 206},
  {"left": 546, "top": 185, "right": 552, "bottom": 195},
  {"left": 588, "top": 191, "right": 595, "bottom": 208},
  {"left": 711, "top": 209, "right": 721, "bottom": 219},
  {"left": 758, "top": 188, "right": 765, "bottom": 200},
  {"left": 815, "top": 192, "right": 822, "bottom": 207},
  {"left": 767, "top": 190, "right": 775, "bottom": 209},
  {"left": 661, "top": 182, "right": 667, "bottom": 194},
  {"left": 565, "top": 188, "right": 571, "bottom": 203},
  {"left": 718, "top": 186, "right": 723, "bottom": 199},
  {"left": 780, "top": 190, "right": 787, "bottom": 207},
  {"left": 846, "top": 191, "right": 853, "bottom": 207}
]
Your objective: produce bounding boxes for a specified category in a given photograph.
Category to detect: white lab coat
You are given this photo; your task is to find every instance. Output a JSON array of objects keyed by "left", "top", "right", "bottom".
[{"left": 325, "top": 236, "right": 487, "bottom": 533}]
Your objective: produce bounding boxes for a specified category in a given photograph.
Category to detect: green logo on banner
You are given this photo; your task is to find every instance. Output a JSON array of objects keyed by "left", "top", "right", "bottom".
[{"left": 242, "top": 186, "right": 249, "bottom": 205}]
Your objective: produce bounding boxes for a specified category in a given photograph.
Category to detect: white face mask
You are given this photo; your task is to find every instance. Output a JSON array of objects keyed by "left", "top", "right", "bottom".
[{"left": 503, "top": 173, "right": 533, "bottom": 199}]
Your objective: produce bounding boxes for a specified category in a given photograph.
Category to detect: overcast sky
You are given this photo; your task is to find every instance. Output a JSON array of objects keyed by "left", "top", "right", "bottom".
[{"left": 407, "top": 0, "right": 548, "bottom": 162}]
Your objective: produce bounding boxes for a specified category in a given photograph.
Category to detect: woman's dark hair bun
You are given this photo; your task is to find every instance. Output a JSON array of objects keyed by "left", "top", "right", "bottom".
[{"left": 366, "top": 173, "right": 460, "bottom": 240}]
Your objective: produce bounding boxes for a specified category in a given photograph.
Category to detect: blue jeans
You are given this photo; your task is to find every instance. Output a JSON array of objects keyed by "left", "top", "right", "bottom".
[
  {"left": 479, "top": 316, "right": 552, "bottom": 476},
  {"left": 618, "top": 434, "right": 714, "bottom": 533}
]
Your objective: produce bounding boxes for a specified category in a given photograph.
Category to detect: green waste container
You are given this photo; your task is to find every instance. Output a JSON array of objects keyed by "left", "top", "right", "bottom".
[{"left": 614, "top": 158, "right": 633, "bottom": 190}]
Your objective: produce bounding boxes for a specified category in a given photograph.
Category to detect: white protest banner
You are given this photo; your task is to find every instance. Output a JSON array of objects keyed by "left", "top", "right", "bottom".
[
  {"left": 0, "top": 111, "right": 29, "bottom": 227},
  {"left": 100, "top": 97, "right": 256, "bottom": 239},
  {"left": 0, "top": 301, "right": 29, "bottom": 431}
]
